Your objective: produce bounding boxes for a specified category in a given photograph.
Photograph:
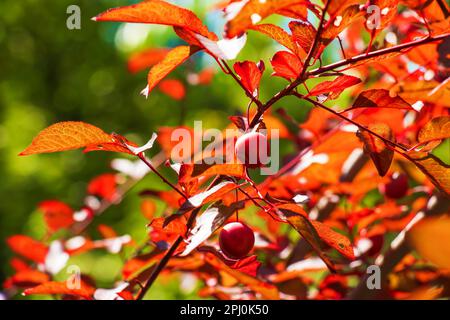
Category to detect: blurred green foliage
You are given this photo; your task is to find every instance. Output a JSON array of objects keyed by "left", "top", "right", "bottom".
[{"left": 0, "top": 0, "right": 344, "bottom": 299}]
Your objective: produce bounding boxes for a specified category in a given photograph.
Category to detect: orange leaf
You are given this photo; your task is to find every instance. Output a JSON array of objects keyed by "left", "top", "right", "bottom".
[
  {"left": 87, "top": 173, "right": 118, "bottom": 201},
  {"left": 144, "top": 46, "right": 199, "bottom": 97},
  {"left": 24, "top": 281, "right": 95, "bottom": 300},
  {"left": 149, "top": 217, "right": 187, "bottom": 243},
  {"left": 351, "top": 89, "right": 413, "bottom": 110},
  {"left": 233, "top": 60, "right": 265, "bottom": 97},
  {"left": 97, "top": 224, "right": 117, "bottom": 239},
  {"left": 307, "top": 75, "right": 361, "bottom": 99},
  {"left": 271, "top": 51, "right": 302, "bottom": 80},
  {"left": 140, "top": 199, "right": 156, "bottom": 220},
  {"left": 405, "top": 150, "right": 450, "bottom": 195},
  {"left": 158, "top": 79, "right": 186, "bottom": 100},
  {"left": 179, "top": 163, "right": 246, "bottom": 183},
  {"left": 8, "top": 270, "right": 50, "bottom": 288},
  {"left": 19, "top": 122, "right": 133, "bottom": 156},
  {"left": 39, "top": 200, "right": 74, "bottom": 232},
  {"left": 225, "top": 0, "right": 304, "bottom": 38},
  {"left": 311, "top": 221, "right": 355, "bottom": 260},
  {"left": 408, "top": 216, "right": 450, "bottom": 269},
  {"left": 276, "top": 204, "right": 336, "bottom": 272},
  {"left": 418, "top": 116, "right": 450, "bottom": 144},
  {"left": 321, "top": 5, "right": 364, "bottom": 46},
  {"left": 7, "top": 235, "right": 48, "bottom": 263},
  {"left": 205, "top": 253, "right": 280, "bottom": 299},
  {"left": 93, "top": 0, "right": 215, "bottom": 39},
  {"left": 358, "top": 123, "right": 394, "bottom": 177},
  {"left": 127, "top": 48, "right": 170, "bottom": 73},
  {"left": 249, "top": 24, "right": 299, "bottom": 55},
  {"left": 289, "top": 20, "right": 316, "bottom": 54}
]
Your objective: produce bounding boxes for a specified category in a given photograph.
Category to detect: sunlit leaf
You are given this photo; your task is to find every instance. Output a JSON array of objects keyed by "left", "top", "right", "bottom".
[
  {"left": 408, "top": 216, "right": 450, "bottom": 269},
  {"left": 93, "top": 0, "right": 215, "bottom": 39},
  {"left": 271, "top": 51, "right": 302, "bottom": 80},
  {"left": 19, "top": 122, "right": 132, "bottom": 156},
  {"left": 358, "top": 123, "right": 394, "bottom": 176}
]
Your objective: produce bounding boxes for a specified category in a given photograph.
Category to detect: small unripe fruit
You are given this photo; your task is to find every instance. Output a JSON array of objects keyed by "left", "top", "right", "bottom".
[
  {"left": 379, "top": 172, "right": 409, "bottom": 199},
  {"left": 219, "top": 222, "right": 255, "bottom": 259},
  {"left": 235, "top": 131, "right": 270, "bottom": 168}
]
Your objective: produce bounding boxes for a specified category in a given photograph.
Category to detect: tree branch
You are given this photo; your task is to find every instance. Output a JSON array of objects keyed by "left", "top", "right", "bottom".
[
  {"left": 136, "top": 207, "right": 200, "bottom": 300},
  {"left": 308, "top": 33, "right": 449, "bottom": 76},
  {"left": 249, "top": 33, "right": 449, "bottom": 128},
  {"left": 295, "top": 94, "right": 409, "bottom": 151}
]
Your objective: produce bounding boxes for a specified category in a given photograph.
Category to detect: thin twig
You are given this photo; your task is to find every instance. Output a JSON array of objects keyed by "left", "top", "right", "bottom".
[
  {"left": 294, "top": 93, "right": 409, "bottom": 151},
  {"left": 137, "top": 153, "right": 188, "bottom": 200},
  {"left": 136, "top": 207, "right": 201, "bottom": 300},
  {"left": 309, "top": 33, "right": 449, "bottom": 76}
]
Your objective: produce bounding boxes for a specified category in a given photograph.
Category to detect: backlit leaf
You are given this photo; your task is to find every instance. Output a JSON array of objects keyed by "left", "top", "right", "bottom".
[
  {"left": 271, "top": 51, "right": 302, "bottom": 80},
  {"left": 405, "top": 150, "right": 450, "bottom": 195},
  {"left": 93, "top": 0, "right": 215, "bottom": 39},
  {"left": 7, "top": 235, "right": 48, "bottom": 263},
  {"left": 250, "top": 24, "right": 299, "bottom": 55},
  {"left": 233, "top": 60, "right": 265, "bottom": 97},
  {"left": 225, "top": 0, "right": 305, "bottom": 38},
  {"left": 127, "top": 48, "right": 169, "bottom": 73},
  {"left": 307, "top": 75, "right": 361, "bottom": 99},
  {"left": 24, "top": 280, "right": 95, "bottom": 300},
  {"left": 358, "top": 123, "right": 394, "bottom": 176},
  {"left": 289, "top": 20, "right": 316, "bottom": 54},
  {"left": 418, "top": 116, "right": 450, "bottom": 144},
  {"left": 311, "top": 221, "right": 355, "bottom": 260},
  {"left": 143, "top": 46, "right": 199, "bottom": 98},
  {"left": 19, "top": 122, "right": 131, "bottom": 156},
  {"left": 158, "top": 79, "right": 186, "bottom": 100},
  {"left": 39, "top": 200, "right": 74, "bottom": 233},
  {"left": 408, "top": 216, "right": 450, "bottom": 269},
  {"left": 351, "top": 89, "right": 413, "bottom": 110}
]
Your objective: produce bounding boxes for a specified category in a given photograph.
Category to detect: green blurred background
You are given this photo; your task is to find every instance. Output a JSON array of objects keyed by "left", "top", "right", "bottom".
[{"left": 0, "top": 0, "right": 343, "bottom": 298}]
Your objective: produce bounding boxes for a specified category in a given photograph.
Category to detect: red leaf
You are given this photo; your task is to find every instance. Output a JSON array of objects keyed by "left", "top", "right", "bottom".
[
  {"left": 289, "top": 20, "right": 316, "bottom": 54},
  {"left": 127, "top": 48, "right": 170, "bottom": 73},
  {"left": 87, "top": 173, "right": 118, "bottom": 201},
  {"left": 226, "top": 255, "right": 261, "bottom": 277},
  {"left": 249, "top": 24, "right": 299, "bottom": 55},
  {"left": 351, "top": 89, "right": 413, "bottom": 110},
  {"left": 308, "top": 75, "right": 361, "bottom": 100},
  {"left": 24, "top": 281, "right": 95, "bottom": 300},
  {"left": 233, "top": 60, "right": 265, "bottom": 97},
  {"left": 225, "top": 0, "right": 306, "bottom": 38},
  {"left": 271, "top": 51, "right": 302, "bottom": 80},
  {"left": 39, "top": 200, "right": 74, "bottom": 232},
  {"left": 6, "top": 270, "right": 50, "bottom": 288},
  {"left": 143, "top": 46, "right": 199, "bottom": 98},
  {"left": 97, "top": 224, "right": 118, "bottom": 239},
  {"left": 311, "top": 221, "right": 355, "bottom": 260},
  {"left": 93, "top": 0, "right": 215, "bottom": 39},
  {"left": 179, "top": 163, "right": 246, "bottom": 183},
  {"left": 10, "top": 258, "right": 30, "bottom": 272},
  {"left": 149, "top": 217, "right": 187, "bottom": 243},
  {"left": 19, "top": 122, "right": 134, "bottom": 156},
  {"left": 7, "top": 235, "right": 48, "bottom": 263},
  {"left": 358, "top": 123, "right": 395, "bottom": 177},
  {"left": 158, "top": 79, "right": 186, "bottom": 100}
]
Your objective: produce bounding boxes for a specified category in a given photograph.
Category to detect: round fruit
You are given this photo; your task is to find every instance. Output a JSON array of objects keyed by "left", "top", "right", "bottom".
[
  {"left": 367, "top": 234, "right": 384, "bottom": 257},
  {"left": 379, "top": 172, "right": 409, "bottom": 199},
  {"left": 234, "top": 131, "right": 270, "bottom": 168},
  {"left": 219, "top": 222, "right": 255, "bottom": 259}
]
